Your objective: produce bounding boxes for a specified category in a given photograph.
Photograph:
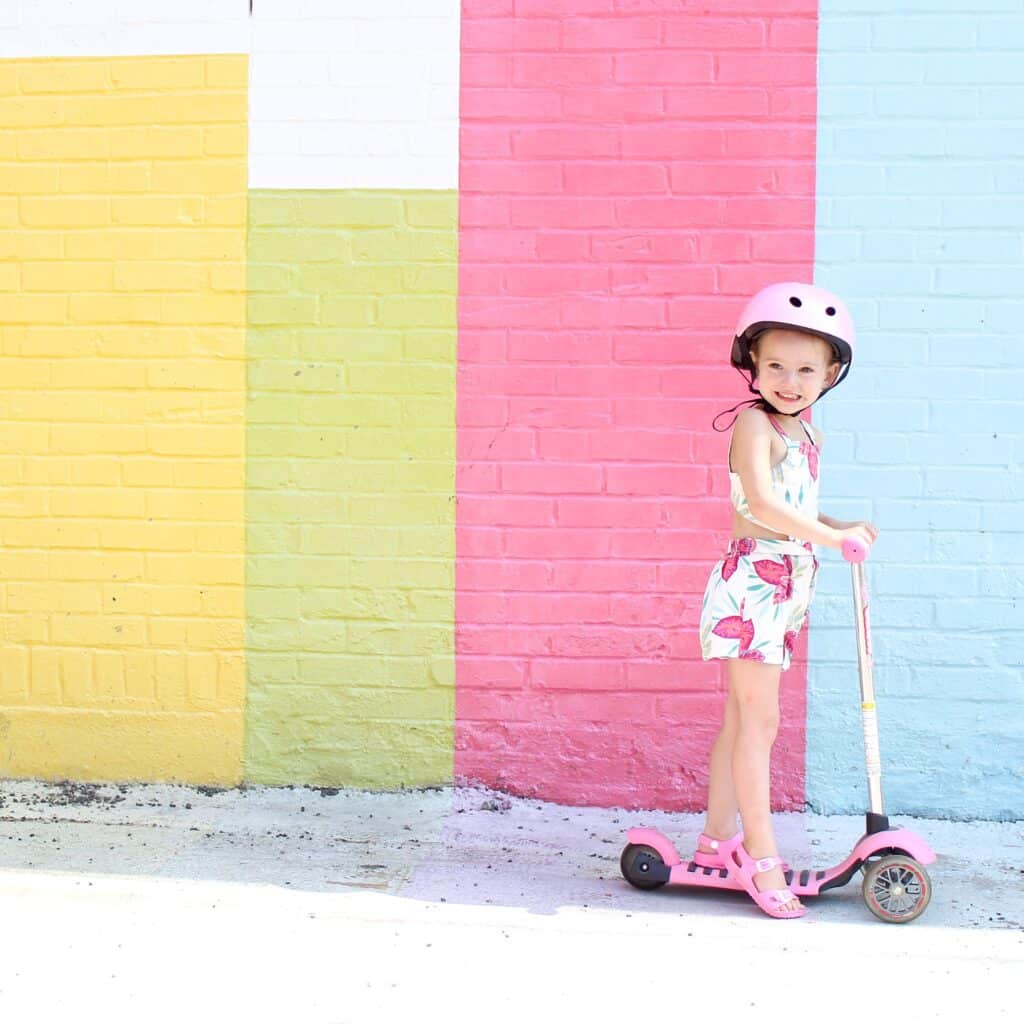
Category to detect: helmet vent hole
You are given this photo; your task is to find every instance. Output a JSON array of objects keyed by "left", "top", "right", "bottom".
[
  {"left": 825, "top": 306, "right": 836, "bottom": 316},
  {"left": 789, "top": 296, "right": 802, "bottom": 308}
]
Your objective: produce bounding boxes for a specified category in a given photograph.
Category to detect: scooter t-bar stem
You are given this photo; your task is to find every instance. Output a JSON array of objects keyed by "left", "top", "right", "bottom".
[{"left": 842, "top": 538, "right": 886, "bottom": 819}]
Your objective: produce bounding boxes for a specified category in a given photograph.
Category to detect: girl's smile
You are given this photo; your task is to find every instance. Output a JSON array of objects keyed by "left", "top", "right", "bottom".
[
  {"left": 750, "top": 328, "right": 840, "bottom": 413},
  {"left": 772, "top": 389, "right": 803, "bottom": 405}
]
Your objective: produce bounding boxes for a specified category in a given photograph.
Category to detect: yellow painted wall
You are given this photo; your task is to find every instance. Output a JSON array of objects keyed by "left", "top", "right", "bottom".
[{"left": 0, "top": 55, "right": 248, "bottom": 783}]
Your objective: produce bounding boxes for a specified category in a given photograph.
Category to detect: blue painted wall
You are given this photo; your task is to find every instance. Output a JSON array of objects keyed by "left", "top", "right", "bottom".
[{"left": 809, "top": 2, "right": 1024, "bottom": 820}]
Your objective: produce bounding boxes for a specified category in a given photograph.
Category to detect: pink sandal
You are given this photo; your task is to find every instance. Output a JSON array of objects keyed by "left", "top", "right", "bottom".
[
  {"left": 693, "top": 832, "right": 741, "bottom": 868},
  {"left": 694, "top": 832, "right": 790, "bottom": 873},
  {"left": 720, "top": 836, "right": 806, "bottom": 920}
]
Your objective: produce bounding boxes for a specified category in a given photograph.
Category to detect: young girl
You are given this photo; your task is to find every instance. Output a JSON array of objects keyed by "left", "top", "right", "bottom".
[{"left": 696, "top": 282, "right": 877, "bottom": 919}]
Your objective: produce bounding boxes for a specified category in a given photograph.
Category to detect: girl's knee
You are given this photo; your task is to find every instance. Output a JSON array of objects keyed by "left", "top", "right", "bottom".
[
  {"left": 736, "top": 706, "right": 780, "bottom": 742},
  {"left": 728, "top": 659, "right": 782, "bottom": 737}
]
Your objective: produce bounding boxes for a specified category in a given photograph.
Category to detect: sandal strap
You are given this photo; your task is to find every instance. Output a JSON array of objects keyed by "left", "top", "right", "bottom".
[
  {"left": 752, "top": 855, "right": 781, "bottom": 873},
  {"left": 764, "top": 889, "right": 797, "bottom": 905}
]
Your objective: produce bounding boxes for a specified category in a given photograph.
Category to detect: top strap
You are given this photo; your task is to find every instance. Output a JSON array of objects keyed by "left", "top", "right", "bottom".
[
  {"left": 765, "top": 415, "right": 796, "bottom": 445},
  {"left": 766, "top": 414, "right": 818, "bottom": 449},
  {"left": 797, "top": 417, "right": 817, "bottom": 447}
]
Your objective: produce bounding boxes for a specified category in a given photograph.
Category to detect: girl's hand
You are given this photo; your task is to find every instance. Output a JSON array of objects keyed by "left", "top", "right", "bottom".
[
  {"left": 844, "top": 519, "right": 879, "bottom": 543},
  {"left": 835, "top": 524, "right": 875, "bottom": 551}
]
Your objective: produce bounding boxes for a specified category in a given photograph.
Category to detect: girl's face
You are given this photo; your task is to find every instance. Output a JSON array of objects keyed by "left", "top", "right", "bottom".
[{"left": 750, "top": 329, "right": 839, "bottom": 414}]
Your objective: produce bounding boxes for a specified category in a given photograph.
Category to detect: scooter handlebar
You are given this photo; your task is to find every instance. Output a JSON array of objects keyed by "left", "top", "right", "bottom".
[{"left": 841, "top": 537, "right": 871, "bottom": 563}]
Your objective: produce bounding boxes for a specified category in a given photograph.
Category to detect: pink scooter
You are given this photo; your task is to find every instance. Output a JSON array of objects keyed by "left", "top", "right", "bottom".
[{"left": 620, "top": 538, "right": 936, "bottom": 923}]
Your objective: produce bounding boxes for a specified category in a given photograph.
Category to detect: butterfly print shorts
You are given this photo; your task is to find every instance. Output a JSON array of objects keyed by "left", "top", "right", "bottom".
[{"left": 699, "top": 537, "right": 818, "bottom": 670}]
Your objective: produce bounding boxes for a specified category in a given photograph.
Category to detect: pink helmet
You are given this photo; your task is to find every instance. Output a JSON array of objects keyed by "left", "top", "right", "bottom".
[{"left": 731, "top": 282, "right": 855, "bottom": 390}]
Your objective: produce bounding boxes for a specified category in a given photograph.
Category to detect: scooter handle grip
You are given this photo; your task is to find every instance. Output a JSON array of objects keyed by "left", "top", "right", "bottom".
[{"left": 841, "top": 537, "right": 871, "bottom": 563}]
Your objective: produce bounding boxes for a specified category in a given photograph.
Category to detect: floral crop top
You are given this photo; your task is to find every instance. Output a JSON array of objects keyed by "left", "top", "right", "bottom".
[{"left": 729, "top": 415, "right": 819, "bottom": 542}]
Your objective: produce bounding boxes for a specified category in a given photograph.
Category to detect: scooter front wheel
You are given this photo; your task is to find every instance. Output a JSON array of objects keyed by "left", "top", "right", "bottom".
[
  {"left": 620, "top": 843, "right": 668, "bottom": 891},
  {"left": 862, "top": 855, "right": 932, "bottom": 923}
]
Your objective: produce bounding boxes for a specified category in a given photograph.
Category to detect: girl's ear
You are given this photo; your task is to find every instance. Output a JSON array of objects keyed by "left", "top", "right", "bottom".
[{"left": 824, "top": 362, "right": 840, "bottom": 388}]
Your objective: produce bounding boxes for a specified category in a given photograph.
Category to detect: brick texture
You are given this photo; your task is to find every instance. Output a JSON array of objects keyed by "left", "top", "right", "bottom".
[
  {"left": 0, "top": 0, "right": 247, "bottom": 59},
  {"left": 245, "top": 190, "right": 457, "bottom": 789},
  {"left": 248, "top": 0, "right": 459, "bottom": 189},
  {"left": 0, "top": 54, "right": 248, "bottom": 783},
  {"left": 808, "top": 4, "right": 1024, "bottom": 820},
  {"left": 457, "top": 2, "right": 819, "bottom": 810}
]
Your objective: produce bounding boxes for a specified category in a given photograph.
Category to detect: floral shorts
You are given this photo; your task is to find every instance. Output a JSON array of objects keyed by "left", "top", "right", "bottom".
[{"left": 700, "top": 537, "right": 818, "bottom": 670}]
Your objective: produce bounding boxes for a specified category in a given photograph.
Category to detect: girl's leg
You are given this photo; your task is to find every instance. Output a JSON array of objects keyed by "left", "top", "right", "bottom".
[
  {"left": 699, "top": 687, "right": 741, "bottom": 852},
  {"left": 728, "top": 657, "right": 800, "bottom": 912}
]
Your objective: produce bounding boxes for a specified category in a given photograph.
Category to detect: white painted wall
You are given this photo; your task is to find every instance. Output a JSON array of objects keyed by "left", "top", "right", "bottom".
[
  {"left": 0, "top": 0, "right": 248, "bottom": 58},
  {"left": 249, "top": 0, "right": 459, "bottom": 189},
  {"left": 0, "top": 0, "right": 460, "bottom": 189}
]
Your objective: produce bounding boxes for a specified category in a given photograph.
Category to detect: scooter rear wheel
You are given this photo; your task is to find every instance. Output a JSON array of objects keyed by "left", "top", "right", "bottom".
[
  {"left": 620, "top": 843, "right": 668, "bottom": 891},
  {"left": 862, "top": 855, "right": 932, "bottom": 923}
]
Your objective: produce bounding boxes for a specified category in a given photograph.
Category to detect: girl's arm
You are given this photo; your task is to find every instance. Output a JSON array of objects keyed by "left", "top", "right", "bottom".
[
  {"left": 731, "top": 409, "right": 860, "bottom": 549},
  {"left": 819, "top": 511, "right": 879, "bottom": 541},
  {"left": 811, "top": 430, "right": 879, "bottom": 540}
]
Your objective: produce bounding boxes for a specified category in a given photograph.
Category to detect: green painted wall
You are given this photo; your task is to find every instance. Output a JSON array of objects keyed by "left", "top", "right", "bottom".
[{"left": 244, "top": 190, "right": 456, "bottom": 788}]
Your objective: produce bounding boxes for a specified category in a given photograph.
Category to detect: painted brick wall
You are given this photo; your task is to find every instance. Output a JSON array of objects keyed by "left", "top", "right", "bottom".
[
  {"left": 457, "top": 0, "right": 819, "bottom": 810},
  {"left": 249, "top": 0, "right": 459, "bottom": 190},
  {"left": 243, "top": 1, "right": 459, "bottom": 789},
  {"left": 1, "top": 1, "right": 1021, "bottom": 820},
  {"left": 0, "top": 49, "right": 249, "bottom": 782},
  {"left": 809, "top": 1, "right": 1024, "bottom": 819},
  {"left": 244, "top": 189, "right": 457, "bottom": 788},
  {"left": 0, "top": 0, "right": 248, "bottom": 58},
  {"left": 0, "top": 1, "right": 460, "bottom": 790}
]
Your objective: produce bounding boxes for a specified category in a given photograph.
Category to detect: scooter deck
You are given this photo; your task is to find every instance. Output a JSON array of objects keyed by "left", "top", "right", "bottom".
[{"left": 626, "top": 825, "right": 935, "bottom": 899}]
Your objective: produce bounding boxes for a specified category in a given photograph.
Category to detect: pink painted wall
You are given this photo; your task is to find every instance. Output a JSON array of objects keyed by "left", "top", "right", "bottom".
[{"left": 456, "top": 0, "right": 818, "bottom": 810}]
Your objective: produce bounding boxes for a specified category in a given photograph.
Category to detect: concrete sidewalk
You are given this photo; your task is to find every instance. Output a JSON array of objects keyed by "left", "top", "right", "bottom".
[{"left": 0, "top": 779, "right": 1021, "bottom": 1023}]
